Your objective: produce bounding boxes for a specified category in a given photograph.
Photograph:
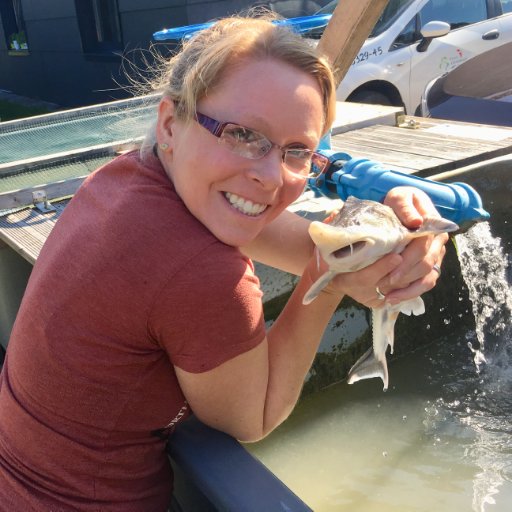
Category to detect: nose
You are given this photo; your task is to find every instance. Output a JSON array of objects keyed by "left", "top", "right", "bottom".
[{"left": 246, "top": 147, "right": 285, "bottom": 190}]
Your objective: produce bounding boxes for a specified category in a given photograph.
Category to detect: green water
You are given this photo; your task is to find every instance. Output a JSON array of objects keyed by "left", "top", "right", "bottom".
[
  {"left": 250, "top": 335, "right": 512, "bottom": 511},
  {"left": 250, "top": 223, "right": 512, "bottom": 512}
]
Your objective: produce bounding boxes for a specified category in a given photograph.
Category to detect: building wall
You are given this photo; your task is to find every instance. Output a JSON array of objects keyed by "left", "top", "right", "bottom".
[{"left": 0, "top": 0, "right": 327, "bottom": 108}]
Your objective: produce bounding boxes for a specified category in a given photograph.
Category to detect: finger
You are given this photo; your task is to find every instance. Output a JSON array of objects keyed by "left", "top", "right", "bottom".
[
  {"left": 327, "top": 253, "right": 402, "bottom": 306},
  {"left": 385, "top": 266, "right": 441, "bottom": 304},
  {"left": 388, "top": 233, "right": 448, "bottom": 287},
  {"left": 384, "top": 187, "right": 425, "bottom": 229},
  {"left": 385, "top": 244, "right": 447, "bottom": 303}
]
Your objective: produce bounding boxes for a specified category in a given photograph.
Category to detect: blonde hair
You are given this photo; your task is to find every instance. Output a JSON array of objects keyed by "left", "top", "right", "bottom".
[{"left": 156, "top": 14, "right": 336, "bottom": 135}]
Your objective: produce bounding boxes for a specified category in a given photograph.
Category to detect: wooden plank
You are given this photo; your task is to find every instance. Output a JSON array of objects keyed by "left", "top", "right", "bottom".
[
  {"left": 330, "top": 137, "right": 450, "bottom": 173},
  {"left": 332, "top": 102, "right": 403, "bottom": 134},
  {"left": 330, "top": 120, "right": 512, "bottom": 175},
  {"left": 317, "top": 0, "right": 389, "bottom": 86},
  {"left": 0, "top": 176, "right": 86, "bottom": 211},
  {"left": 0, "top": 200, "right": 69, "bottom": 264},
  {"left": 336, "top": 127, "right": 499, "bottom": 160}
]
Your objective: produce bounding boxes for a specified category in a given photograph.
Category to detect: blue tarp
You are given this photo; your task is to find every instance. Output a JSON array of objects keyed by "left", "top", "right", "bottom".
[{"left": 153, "top": 14, "right": 331, "bottom": 41}]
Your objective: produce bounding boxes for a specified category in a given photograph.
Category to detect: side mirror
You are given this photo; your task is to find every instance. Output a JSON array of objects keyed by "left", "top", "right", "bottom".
[{"left": 417, "top": 20, "right": 451, "bottom": 52}]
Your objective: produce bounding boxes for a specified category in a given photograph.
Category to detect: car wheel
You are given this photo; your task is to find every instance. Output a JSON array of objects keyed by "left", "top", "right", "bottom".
[{"left": 348, "top": 90, "right": 392, "bottom": 106}]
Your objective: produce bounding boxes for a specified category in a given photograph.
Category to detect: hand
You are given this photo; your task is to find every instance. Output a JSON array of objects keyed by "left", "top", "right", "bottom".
[
  {"left": 379, "top": 186, "right": 449, "bottom": 304},
  {"left": 312, "top": 251, "right": 404, "bottom": 309}
]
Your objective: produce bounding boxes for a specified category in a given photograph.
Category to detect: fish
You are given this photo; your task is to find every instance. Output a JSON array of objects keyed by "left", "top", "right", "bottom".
[{"left": 303, "top": 196, "right": 459, "bottom": 391}]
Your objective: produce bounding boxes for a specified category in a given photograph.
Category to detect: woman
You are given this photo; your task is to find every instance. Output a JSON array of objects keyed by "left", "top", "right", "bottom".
[{"left": 0, "top": 15, "right": 447, "bottom": 511}]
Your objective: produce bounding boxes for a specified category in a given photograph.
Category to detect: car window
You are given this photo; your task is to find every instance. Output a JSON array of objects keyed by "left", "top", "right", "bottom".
[
  {"left": 419, "top": 0, "right": 488, "bottom": 30},
  {"left": 370, "top": 0, "right": 416, "bottom": 37},
  {"left": 314, "top": 0, "right": 415, "bottom": 37},
  {"left": 500, "top": 0, "right": 512, "bottom": 13},
  {"left": 392, "top": 16, "right": 419, "bottom": 48}
]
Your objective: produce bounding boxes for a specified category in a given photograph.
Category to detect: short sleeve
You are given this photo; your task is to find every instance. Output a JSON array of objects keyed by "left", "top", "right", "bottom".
[{"left": 149, "top": 242, "right": 266, "bottom": 373}]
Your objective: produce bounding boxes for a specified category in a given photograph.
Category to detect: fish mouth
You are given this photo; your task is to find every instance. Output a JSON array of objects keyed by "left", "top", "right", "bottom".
[{"left": 331, "top": 240, "right": 367, "bottom": 259}]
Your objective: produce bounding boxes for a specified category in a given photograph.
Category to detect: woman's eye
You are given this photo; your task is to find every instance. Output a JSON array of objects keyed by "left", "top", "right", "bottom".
[
  {"left": 225, "top": 126, "right": 260, "bottom": 143},
  {"left": 286, "top": 148, "right": 310, "bottom": 160}
]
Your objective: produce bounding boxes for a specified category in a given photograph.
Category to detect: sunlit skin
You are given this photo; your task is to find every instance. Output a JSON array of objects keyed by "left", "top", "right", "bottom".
[{"left": 156, "top": 58, "right": 325, "bottom": 247}]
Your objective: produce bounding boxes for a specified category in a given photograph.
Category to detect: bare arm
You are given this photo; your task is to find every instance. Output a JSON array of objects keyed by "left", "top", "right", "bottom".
[
  {"left": 241, "top": 209, "right": 314, "bottom": 276},
  {"left": 176, "top": 187, "right": 450, "bottom": 442},
  {"left": 175, "top": 250, "right": 401, "bottom": 442}
]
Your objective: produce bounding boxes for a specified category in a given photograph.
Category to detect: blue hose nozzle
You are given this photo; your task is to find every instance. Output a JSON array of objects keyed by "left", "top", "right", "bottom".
[{"left": 309, "top": 151, "right": 490, "bottom": 232}]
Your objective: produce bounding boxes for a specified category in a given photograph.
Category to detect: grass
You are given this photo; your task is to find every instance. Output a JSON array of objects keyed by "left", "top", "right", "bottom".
[{"left": 0, "top": 99, "right": 54, "bottom": 122}]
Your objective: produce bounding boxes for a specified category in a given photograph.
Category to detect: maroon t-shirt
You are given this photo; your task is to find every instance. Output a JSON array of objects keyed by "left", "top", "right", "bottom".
[{"left": 0, "top": 151, "right": 266, "bottom": 511}]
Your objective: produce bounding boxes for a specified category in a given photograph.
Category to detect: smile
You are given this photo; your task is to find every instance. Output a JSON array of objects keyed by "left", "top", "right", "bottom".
[{"left": 224, "top": 192, "right": 268, "bottom": 217}]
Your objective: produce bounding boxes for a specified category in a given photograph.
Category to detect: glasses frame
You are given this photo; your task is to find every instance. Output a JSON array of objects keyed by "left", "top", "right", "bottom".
[{"left": 195, "top": 111, "right": 329, "bottom": 176}]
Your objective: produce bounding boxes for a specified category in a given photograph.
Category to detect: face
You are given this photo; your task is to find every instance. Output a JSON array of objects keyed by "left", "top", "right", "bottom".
[{"left": 156, "top": 57, "right": 325, "bottom": 247}]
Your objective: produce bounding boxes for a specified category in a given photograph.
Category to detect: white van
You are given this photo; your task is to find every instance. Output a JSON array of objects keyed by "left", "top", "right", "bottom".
[{"left": 312, "top": 0, "right": 512, "bottom": 114}]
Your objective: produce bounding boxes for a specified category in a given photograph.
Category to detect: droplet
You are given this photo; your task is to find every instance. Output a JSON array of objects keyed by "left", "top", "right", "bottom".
[{"left": 382, "top": 451, "right": 388, "bottom": 458}]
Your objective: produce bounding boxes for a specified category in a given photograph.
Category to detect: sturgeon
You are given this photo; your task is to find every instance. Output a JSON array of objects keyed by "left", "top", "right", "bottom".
[{"left": 303, "top": 196, "right": 458, "bottom": 391}]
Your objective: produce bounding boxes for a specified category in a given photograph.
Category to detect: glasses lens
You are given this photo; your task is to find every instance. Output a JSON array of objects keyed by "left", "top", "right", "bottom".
[
  {"left": 282, "top": 148, "right": 313, "bottom": 174},
  {"left": 310, "top": 152, "right": 329, "bottom": 176},
  {"left": 219, "top": 124, "right": 272, "bottom": 159}
]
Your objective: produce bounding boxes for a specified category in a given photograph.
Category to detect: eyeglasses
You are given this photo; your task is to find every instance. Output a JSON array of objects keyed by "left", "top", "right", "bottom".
[{"left": 195, "top": 111, "right": 329, "bottom": 176}]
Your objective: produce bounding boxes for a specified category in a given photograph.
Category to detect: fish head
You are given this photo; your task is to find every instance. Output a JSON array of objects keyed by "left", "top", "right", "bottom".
[{"left": 308, "top": 197, "right": 406, "bottom": 273}]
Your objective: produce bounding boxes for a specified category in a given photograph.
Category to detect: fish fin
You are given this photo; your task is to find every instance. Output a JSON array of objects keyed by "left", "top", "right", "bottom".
[
  {"left": 373, "top": 306, "right": 400, "bottom": 355},
  {"left": 302, "top": 271, "right": 336, "bottom": 305},
  {"left": 413, "top": 217, "right": 459, "bottom": 236},
  {"left": 376, "top": 298, "right": 423, "bottom": 354},
  {"left": 397, "top": 296, "right": 425, "bottom": 316},
  {"left": 347, "top": 346, "right": 389, "bottom": 391}
]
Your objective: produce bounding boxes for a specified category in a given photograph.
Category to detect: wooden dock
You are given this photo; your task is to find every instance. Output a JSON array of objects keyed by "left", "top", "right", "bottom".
[{"left": 331, "top": 113, "right": 512, "bottom": 175}]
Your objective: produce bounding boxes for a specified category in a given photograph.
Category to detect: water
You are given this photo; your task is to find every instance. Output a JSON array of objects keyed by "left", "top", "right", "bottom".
[{"left": 249, "top": 222, "right": 512, "bottom": 511}]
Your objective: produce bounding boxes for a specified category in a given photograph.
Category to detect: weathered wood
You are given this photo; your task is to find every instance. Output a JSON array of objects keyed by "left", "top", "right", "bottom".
[
  {"left": 317, "top": 0, "right": 389, "bottom": 87},
  {"left": 0, "top": 200, "right": 69, "bottom": 264},
  {"left": 330, "top": 119, "right": 512, "bottom": 174},
  {"left": 0, "top": 177, "right": 85, "bottom": 211}
]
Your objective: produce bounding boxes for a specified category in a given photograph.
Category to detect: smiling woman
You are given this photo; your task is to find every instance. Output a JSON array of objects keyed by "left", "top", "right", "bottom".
[{"left": 0, "top": 13, "right": 449, "bottom": 512}]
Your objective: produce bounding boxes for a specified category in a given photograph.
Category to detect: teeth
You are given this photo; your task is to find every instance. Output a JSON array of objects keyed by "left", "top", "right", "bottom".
[{"left": 225, "top": 192, "right": 267, "bottom": 216}]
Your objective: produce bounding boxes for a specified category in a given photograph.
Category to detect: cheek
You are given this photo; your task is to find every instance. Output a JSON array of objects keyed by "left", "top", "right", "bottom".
[
  {"left": 275, "top": 174, "right": 307, "bottom": 214},
  {"left": 285, "top": 175, "right": 308, "bottom": 202}
]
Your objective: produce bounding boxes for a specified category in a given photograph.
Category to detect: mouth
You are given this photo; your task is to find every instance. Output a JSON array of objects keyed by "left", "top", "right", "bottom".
[
  {"left": 332, "top": 240, "right": 367, "bottom": 259},
  {"left": 224, "top": 192, "right": 268, "bottom": 217}
]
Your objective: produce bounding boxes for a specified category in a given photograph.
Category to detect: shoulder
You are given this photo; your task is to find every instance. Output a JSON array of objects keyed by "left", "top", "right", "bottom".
[{"left": 149, "top": 244, "right": 265, "bottom": 372}]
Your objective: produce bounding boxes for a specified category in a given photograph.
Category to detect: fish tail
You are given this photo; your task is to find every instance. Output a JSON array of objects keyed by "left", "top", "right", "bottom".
[{"left": 347, "top": 347, "right": 389, "bottom": 391}]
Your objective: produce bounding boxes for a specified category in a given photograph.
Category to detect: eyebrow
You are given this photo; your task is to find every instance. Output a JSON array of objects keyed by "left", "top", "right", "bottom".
[{"left": 198, "top": 109, "right": 318, "bottom": 150}]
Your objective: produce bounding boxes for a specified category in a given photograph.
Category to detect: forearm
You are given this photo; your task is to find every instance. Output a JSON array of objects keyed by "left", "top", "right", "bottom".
[
  {"left": 261, "top": 261, "right": 342, "bottom": 436},
  {"left": 241, "top": 210, "right": 314, "bottom": 275}
]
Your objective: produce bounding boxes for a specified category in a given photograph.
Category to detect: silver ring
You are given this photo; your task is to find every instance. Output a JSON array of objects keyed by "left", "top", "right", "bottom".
[
  {"left": 376, "top": 287, "right": 386, "bottom": 300},
  {"left": 432, "top": 263, "right": 441, "bottom": 276}
]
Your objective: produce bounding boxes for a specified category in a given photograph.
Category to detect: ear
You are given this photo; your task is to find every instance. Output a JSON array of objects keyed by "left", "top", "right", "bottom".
[{"left": 156, "top": 96, "right": 176, "bottom": 149}]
